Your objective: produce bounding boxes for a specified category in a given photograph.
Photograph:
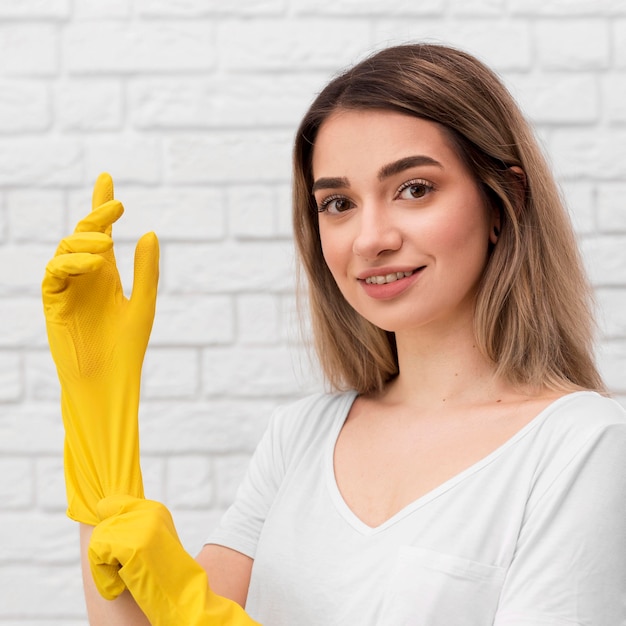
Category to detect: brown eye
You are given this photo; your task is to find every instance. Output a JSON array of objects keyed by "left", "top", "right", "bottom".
[
  {"left": 408, "top": 184, "right": 427, "bottom": 198},
  {"left": 318, "top": 195, "right": 354, "bottom": 214},
  {"left": 396, "top": 179, "right": 434, "bottom": 201},
  {"left": 332, "top": 198, "right": 351, "bottom": 211}
]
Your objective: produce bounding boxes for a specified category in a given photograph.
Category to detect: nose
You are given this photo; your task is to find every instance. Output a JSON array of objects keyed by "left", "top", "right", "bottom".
[{"left": 352, "top": 204, "right": 402, "bottom": 259}]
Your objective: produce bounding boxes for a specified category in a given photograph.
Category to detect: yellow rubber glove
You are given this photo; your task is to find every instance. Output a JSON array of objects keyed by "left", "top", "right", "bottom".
[
  {"left": 89, "top": 495, "right": 261, "bottom": 625},
  {"left": 42, "top": 173, "right": 159, "bottom": 525}
]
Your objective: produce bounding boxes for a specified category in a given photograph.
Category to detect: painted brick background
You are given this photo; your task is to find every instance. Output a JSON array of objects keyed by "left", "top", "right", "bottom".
[{"left": 1, "top": 0, "right": 625, "bottom": 623}]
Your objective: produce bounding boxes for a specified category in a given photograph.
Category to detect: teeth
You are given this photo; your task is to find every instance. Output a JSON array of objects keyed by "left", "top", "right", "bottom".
[{"left": 365, "top": 270, "right": 414, "bottom": 285}]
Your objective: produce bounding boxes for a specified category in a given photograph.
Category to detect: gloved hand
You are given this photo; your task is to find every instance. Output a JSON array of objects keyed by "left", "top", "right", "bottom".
[
  {"left": 89, "top": 495, "right": 261, "bottom": 625},
  {"left": 42, "top": 173, "right": 159, "bottom": 525}
]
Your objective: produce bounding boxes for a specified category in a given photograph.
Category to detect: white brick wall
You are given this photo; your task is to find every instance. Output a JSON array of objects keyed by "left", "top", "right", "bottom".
[{"left": 1, "top": 2, "right": 625, "bottom": 622}]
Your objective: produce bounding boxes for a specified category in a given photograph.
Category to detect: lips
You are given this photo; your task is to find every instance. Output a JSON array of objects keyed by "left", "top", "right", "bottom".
[{"left": 358, "top": 266, "right": 425, "bottom": 299}]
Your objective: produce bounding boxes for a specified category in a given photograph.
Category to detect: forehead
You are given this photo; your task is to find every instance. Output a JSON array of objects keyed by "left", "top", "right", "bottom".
[{"left": 311, "top": 109, "right": 463, "bottom": 178}]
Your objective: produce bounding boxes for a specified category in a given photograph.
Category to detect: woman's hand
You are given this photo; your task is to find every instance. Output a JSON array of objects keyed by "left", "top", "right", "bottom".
[{"left": 89, "top": 496, "right": 261, "bottom": 626}]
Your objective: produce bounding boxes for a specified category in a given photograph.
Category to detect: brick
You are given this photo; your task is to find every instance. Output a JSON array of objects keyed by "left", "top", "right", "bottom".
[
  {"left": 449, "top": 0, "right": 504, "bottom": 15},
  {"left": 0, "top": 195, "right": 6, "bottom": 242},
  {"left": 84, "top": 136, "right": 161, "bottom": 185},
  {"left": 0, "top": 564, "right": 84, "bottom": 617},
  {"left": 165, "top": 455, "right": 214, "bottom": 508},
  {"left": 0, "top": 458, "right": 32, "bottom": 509},
  {"left": 597, "top": 183, "right": 626, "bottom": 231},
  {"left": 63, "top": 22, "right": 216, "bottom": 74},
  {"left": 581, "top": 235, "right": 626, "bottom": 286},
  {"left": 0, "top": 512, "right": 78, "bottom": 564},
  {"left": 169, "top": 508, "right": 225, "bottom": 555},
  {"left": 276, "top": 184, "right": 293, "bottom": 238},
  {"left": 549, "top": 130, "right": 626, "bottom": 180},
  {"left": 0, "top": 297, "right": 48, "bottom": 348},
  {"left": 293, "top": 0, "right": 443, "bottom": 15},
  {"left": 35, "top": 456, "right": 66, "bottom": 512},
  {"left": 0, "top": 24, "right": 58, "bottom": 76},
  {"left": 535, "top": 20, "right": 610, "bottom": 70},
  {"left": 140, "top": 455, "right": 165, "bottom": 502},
  {"left": 213, "top": 453, "right": 252, "bottom": 507},
  {"left": 0, "top": 138, "right": 82, "bottom": 186},
  {"left": 163, "top": 241, "right": 295, "bottom": 293},
  {"left": 0, "top": 351, "right": 22, "bottom": 401},
  {"left": 0, "top": 0, "right": 70, "bottom": 17},
  {"left": 0, "top": 621, "right": 86, "bottom": 626},
  {"left": 510, "top": 0, "right": 622, "bottom": 15},
  {"left": 142, "top": 347, "right": 199, "bottom": 399},
  {"left": 0, "top": 402, "right": 63, "bottom": 454},
  {"left": 139, "top": 399, "right": 275, "bottom": 453},
  {"left": 596, "top": 289, "right": 626, "bottom": 337},
  {"left": 73, "top": 0, "right": 131, "bottom": 17},
  {"left": 559, "top": 181, "right": 595, "bottom": 235},
  {"left": 56, "top": 80, "right": 123, "bottom": 131},
  {"left": 69, "top": 185, "right": 226, "bottom": 243},
  {"left": 0, "top": 80, "right": 50, "bottom": 132},
  {"left": 504, "top": 73, "right": 598, "bottom": 124},
  {"left": 217, "top": 19, "right": 371, "bottom": 71},
  {"left": 138, "top": 0, "right": 285, "bottom": 16},
  {"left": 597, "top": 340, "right": 626, "bottom": 393},
  {"left": 149, "top": 296, "right": 234, "bottom": 346},
  {"left": 0, "top": 244, "right": 56, "bottom": 296},
  {"left": 165, "top": 131, "right": 293, "bottom": 184},
  {"left": 131, "top": 73, "right": 322, "bottom": 129},
  {"left": 228, "top": 185, "right": 278, "bottom": 239},
  {"left": 7, "top": 189, "right": 65, "bottom": 243},
  {"left": 602, "top": 73, "right": 626, "bottom": 122},
  {"left": 201, "top": 345, "right": 318, "bottom": 397},
  {"left": 236, "top": 293, "right": 281, "bottom": 345},
  {"left": 617, "top": 21, "right": 626, "bottom": 68},
  {"left": 373, "top": 20, "right": 532, "bottom": 71}
]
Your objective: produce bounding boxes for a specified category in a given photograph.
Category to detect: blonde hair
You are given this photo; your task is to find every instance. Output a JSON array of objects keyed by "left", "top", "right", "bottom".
[{"left": 292, "top": 43, "right": 605, "bottom": 395}]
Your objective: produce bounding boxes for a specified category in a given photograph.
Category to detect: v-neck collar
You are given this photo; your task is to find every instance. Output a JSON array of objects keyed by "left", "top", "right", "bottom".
[{"left": 325, "top": 390, "right": 596, "bottom": 536}]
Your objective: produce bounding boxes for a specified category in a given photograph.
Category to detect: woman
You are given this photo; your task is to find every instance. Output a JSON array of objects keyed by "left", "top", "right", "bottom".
[{"left": 43, "top": 43, "right": 626, "bottom": 625}]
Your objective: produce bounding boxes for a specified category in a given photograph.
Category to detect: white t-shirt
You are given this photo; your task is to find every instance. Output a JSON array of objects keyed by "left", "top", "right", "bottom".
[{"left": 207, "top": 391, "right": 626, "bottom": 625}]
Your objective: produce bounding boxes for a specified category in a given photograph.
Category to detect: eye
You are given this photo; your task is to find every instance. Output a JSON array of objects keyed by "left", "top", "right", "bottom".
[
  {"left": 396, "top": 179, "right": 434, "bottom": 200},
  {"left": 317, "top": 194, "right": 354, "bottom": 214}
]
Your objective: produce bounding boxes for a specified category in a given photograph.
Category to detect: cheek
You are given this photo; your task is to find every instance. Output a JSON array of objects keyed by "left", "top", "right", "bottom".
[
  {"left": 318, "top": 224, "right": 344, "bottom": 279},
  {"left": 426, "top": 198, "right": 492, "bottom": 259}
]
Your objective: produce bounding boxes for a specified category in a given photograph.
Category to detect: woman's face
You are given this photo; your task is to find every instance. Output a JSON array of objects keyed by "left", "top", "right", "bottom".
[{"left": 312, "top": 109, "right": 498, "bottom": 336}]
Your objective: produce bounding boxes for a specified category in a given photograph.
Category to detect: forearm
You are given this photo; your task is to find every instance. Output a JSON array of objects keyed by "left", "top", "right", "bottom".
[{"left": 80, "top": 524, "right": 150, "bottom": 626}]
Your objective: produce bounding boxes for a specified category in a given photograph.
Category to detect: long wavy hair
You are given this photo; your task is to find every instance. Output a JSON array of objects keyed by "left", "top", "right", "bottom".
[{"left": 292, "top": 43, "right": 604, "bottom": 395}]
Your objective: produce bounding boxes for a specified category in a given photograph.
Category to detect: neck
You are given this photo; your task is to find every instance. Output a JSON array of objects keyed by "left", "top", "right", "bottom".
[{"left": 386, "top": 320, "right": 508, "bottom": 409}]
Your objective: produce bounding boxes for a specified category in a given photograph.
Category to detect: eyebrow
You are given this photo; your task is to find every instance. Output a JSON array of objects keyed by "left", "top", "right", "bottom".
[
  {"left": 378, "top": 155, "right": 443, "bottom": 180},
  {"left": 311, "top": 154, "right": 443, "bottom": 193}
]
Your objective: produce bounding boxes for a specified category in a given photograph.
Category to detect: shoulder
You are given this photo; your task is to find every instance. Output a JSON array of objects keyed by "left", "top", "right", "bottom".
[
  {"left": 533, "top": 391, "right": 626, "bottom": 455},
  {"left": 538, "top": 391, "right": 626, "bottom": 439},
  {"left": 266, "top": 390, "right": 358, "bottom": 464},
  {"left": 527, "top": 391, "right": 626, "bottom": 495}
]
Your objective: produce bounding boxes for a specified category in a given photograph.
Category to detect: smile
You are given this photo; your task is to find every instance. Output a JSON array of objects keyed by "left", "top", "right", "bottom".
[{"left": 365, "top": 270, "right": 416, "bottom": 285}]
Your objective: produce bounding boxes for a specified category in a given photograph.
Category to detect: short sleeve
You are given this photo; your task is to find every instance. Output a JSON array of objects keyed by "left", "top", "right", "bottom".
[
  {"left": 205, "top": 407, "right": 287, "bottom": 559},
  {"left": 494, "top": 417, "right": 626, "bottom": 625}
]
